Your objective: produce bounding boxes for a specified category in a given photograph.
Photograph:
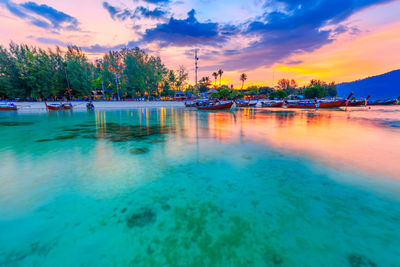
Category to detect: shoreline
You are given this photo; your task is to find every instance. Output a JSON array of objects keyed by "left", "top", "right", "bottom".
[{"left": 3, "top": 101, "right": 186, "bottom": 113}]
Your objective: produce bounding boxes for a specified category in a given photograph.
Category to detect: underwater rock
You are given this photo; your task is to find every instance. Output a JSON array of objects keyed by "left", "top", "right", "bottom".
[
  {"left": 161, "top": 204, "right": 171, "bottom": 211},
  {"left": 120, "top": 208, "right": 127, "bottom": 213},
  {"left": 79, "top": 129, "right": 96, "bottom": 134},
  {"left": 272, "top": 254, "right": 283, "bottom": 265},
  {"left": 103, "top": 123, "right": 173, "bottom": 142},
  {"left": 73, "top": 122, "right": 174, "bottom": 143},
  {"left": 148, "top": 139, "right": 167, "bottom": 144},
  {"left": 0, "top": 121, "right": 35, "bottom": 126},
  {"left": 129, "top": 148, "right": 150, "bottom": 154},
  {"left": 35, "top": 139, "right": 52, "bottom": 142},
  {"left": 126, "top": 208, "right": 156, "bottom": 228},
  {"left": 53, "top": 134, "right": 80, "bottom": 140},
  {"left": 347, "top": 253, "right": 377, "bottom": 267},
  {"left": 1, "top": 250, "right": 27, "bottom": 265},
  {"left": 63, "top": 128, "right": 85, "bottom": 132},
  {"left": 74, "top": 123, "right": 95, "bottom": 127}
]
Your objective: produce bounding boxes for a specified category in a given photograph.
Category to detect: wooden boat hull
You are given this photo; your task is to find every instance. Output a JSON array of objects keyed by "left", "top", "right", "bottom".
[
  {"left": 287, "top": 100, "right": 346, "bottom": 108},
  {"left": 368, "top": 100, "right": 397, "bottom": 106},
  {"left": 197, "top": 102, "right": 233, "bottom": 110},
  {"left": 261, "top": 102, "right": 284, "bottom": 108},
  {"left": 349, "top": 96, "right": 370, "bottom": 106},
  {"left": 249, "top": 102, "right": 258, "bottom": 107},
  {"left": 0, "top": 106, "right": 17, "bottom": 110},
  {"left": 46, "top": 105, "right": 62, "bottom": 110},
  {"left": 62, "top": 104, "right": 73, "bottom": 110},
  {"left": 185, "top": 102, "right": 197, "bottom": 107},
  {"left": 45, "top": 101, "right": 72, "bottom": 110},
  {"left": 235, "top": 102, "right": 250, "bottom": 107},
  {"left": 348, "top": 101, "right": 366, "bottom": 106}
]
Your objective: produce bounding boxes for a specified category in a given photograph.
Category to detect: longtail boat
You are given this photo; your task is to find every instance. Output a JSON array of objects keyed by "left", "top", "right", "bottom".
[
  {"left": 61, "top": 103, "right": 73, "bottom": 109},
  {"left": 45, "top": 101, "right": 73, "bottom": 110},
  {"left": 185, "top": 99, "right": 210, "bottom": 107},
  {"left": 348, "top": 95, "right": 370, "bottom": 106},
  {"left": 185, "top": 101, "right": 197, "bottom": 107},
  {"left": 261, "top": 101, "right": 284, "bottom": 108},
  {"left": 45, "top": 101, "right": 63, "bottom": 110},
  {"left": 249, "top": 100, "right": 258, "bottom": 107},
  {"left": 0, "top": 103, "right": 18, "bottom": 110},
  {"left": 235, "top": 100, "right": 250, "bottom": 107},
  {"left": 287, "top": 93, "right": 353, "bottom": 109},
  {"left": 86, "top": 102, "right": 95, "bottom": 110},
  {"left": 197, "top": 101, "right": 234, "bottom": 110},
  {"left": 287, "top": 100, "right": 345, "bottom": 108},
  {"left": 368, "top": 97, "right": 400, "bottom": 106}
]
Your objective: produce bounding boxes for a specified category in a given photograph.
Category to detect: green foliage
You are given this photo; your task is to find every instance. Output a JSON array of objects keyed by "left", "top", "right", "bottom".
[
  {"left": 92, "top": 77, "right": 102, "bottom": 89},
  {"left": 269, "top": 90, "right": 288, "bottom": 99},
  {"left": 198, "top": 76, "right": 210, "bottom": 93},
  {"left": 304, "top": 84, "right": 327, "bottom": 99},
  {"left": 0, "top": 42, "right": 338, "bottom": 100},
  {"left": 210, "top": 92, "right": 219, "bottom": 98},
  {"left": 240, "top": 73, "right": 247, "bottom": 89},
  {"left": 0, "top": 43, "right": 173, "bottom": 99},
  {"left": 212, "top": 72, "right": 218, "bottom": 87},
  {"left": 307, "top": 80, "right": 336, "bottom": 97},
  {"left": 160, "top": 81, "right": 174, "bottom": 97},
  {"left": 64, "top": 46, "right": 93, "bottom": 97},
  {"left": 259, "top": 86, "right": 274, "bottom": 95},
  {"left": 176, "top": 65, "right": 188, "bottom": 90},
  {"left": 276, "top": 78, "right": 298, "bottom": 95},
  {"left": 246, "top": 86, "right": 259, "bottom": 95},
  {"left": 218, "top": 88, "right": 230, "bottom": 98},
  {"left": 218, "top": 69, "right": 224, "bottom": 86},
  {"left": 325, "top": 82, "right": 337, "bottom": 97}
]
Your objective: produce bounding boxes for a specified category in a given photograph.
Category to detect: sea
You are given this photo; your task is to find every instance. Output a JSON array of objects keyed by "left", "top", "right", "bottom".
[{"left": 0, "top": 106, "right": 399, "bottom": 266}]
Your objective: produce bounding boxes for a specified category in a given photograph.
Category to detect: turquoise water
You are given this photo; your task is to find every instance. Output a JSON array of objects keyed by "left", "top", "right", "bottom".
[{"left": 1, "top": 107, "right": 400, "bottom": 266}]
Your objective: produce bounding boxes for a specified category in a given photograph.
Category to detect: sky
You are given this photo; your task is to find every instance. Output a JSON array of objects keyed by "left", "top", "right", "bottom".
[{"left": 0, "top": 0, "right": 399, "bottom": 88}]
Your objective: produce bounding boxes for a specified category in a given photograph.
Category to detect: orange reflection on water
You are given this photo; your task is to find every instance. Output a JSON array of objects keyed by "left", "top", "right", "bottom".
[
  {"left": 255, "top": 110, "right": 400, "bottom": 178},
  {"left": 207, "top": 112, "right": 237, "bottom": 141},
  {"left": 181, "top": 108, "right": 400, "bottom": 179}
]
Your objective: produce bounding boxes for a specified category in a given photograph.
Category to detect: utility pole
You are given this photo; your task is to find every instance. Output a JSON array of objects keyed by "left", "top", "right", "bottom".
[
  {"left": 64, "top": 67, "right": 72, "bottom": 101},
  {"left": 194, "top": 49, "right": 199, "bottom": 90},
  {"left": 115, "top": 73, "right": 120, "bottom": 101}
]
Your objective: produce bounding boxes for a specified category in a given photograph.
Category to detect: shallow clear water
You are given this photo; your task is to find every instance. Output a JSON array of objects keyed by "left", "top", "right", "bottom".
[{"left": 1, "top": 107, "right": 400, "bottom": 266}]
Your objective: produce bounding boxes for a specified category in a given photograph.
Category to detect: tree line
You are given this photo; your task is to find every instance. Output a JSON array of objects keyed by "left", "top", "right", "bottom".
[
  {"left": 0, "top": 42, "right": 188, "bottom": 100},
  {"left": 0, "top": 42, "right": 337, "bottom": 100},
  {"left": 197, "top": 74, "right": 337, "bottom": 99},
  {"left": 274, "top": 78, "right": 337, "bottom": 99}
]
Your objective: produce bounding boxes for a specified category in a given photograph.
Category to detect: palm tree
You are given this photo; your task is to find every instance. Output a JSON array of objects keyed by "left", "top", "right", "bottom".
[
  {"left": 212, "top": 72, "right": 218, "bottom": 88},
  {"left": 199, "top": 76, "right": 210, "bottom": 85},
  {"left": 240, "top": 73, "right": 247, "bottom": 94},
  {"left": 218, "top": 69, "right": 224, "bottom": 86}
]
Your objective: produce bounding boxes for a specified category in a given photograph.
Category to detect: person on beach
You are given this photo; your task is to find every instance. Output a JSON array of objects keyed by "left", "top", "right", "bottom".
[{"left": 314, "top": 98, "right": 319, "bottom": 111}]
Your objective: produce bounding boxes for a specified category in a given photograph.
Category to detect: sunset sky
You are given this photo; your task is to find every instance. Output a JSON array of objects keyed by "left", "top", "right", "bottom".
[{"left": 0, "top": 0, "right": 399, "bottom": 87}]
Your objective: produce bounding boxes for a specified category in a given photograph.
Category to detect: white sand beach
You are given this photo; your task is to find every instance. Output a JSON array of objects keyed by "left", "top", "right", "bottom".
[{"left": 6, "top": 101, "right": 186, "bottom": 113}]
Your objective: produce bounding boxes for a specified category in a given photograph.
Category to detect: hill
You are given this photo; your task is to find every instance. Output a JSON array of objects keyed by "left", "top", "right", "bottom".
[{"left": 337, "top": 69, "right": 400, "bottom": 99}]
